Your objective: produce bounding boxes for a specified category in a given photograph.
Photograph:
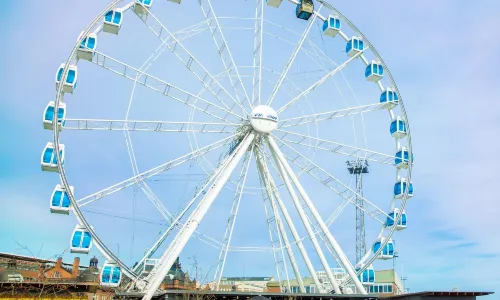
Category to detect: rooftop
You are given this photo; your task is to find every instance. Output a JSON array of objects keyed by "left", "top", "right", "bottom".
[{"left": 221, "top": 277, "right": 274, "bottom": 282}]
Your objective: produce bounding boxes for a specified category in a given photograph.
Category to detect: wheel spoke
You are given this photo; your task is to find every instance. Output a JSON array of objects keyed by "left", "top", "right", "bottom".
[
  {"left": 76, "top": 135, "right": 235, "bottom": 207},
  {"left": 64, "top": 119, "right": 238, "bottom": 133},
  {"left": 213, "top": 147, "right": 254, "bottom": 290},
  {"left": 198, "top": 0, "right": 252, "bottom": 108},
  {"left": 263, "top": 25, "right": 334, "bottom": 69},
  {"left": 135, "top": 7, "right": 249, "bottom": 117},
  {"left": 90, "top": 51, "right": 242, "bottom": 123},
  {"left": 277, "top": 48, "right": 367, "bottom": 114},
  {"left": 274, "top": 129, "right": 395, "bottom": 165},
  {"left": 271, "top": 135, "right": 390, "bottom": 224},
  {"left": 279, "top": 102, "right": 384, "bottom": 128},
  {"left": 252, "top": 0, "right": 265, "bottom": 106},
  {"left": 266, "top": 9, "right": 319, "bottom": 106}
]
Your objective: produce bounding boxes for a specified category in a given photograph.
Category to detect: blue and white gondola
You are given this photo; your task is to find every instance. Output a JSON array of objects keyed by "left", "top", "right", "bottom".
[
  {"left": 365, "top": 61, "right": 384, "bottom": 82},
  {"left": 390, "top": 116, "right": 407, "bottom": 138},
  {"left": 41, "top": 142, "right": 65, "bottom": 172},
  {"left": 70, "top": 225, "right": 93, "bottom": 254},
  {"left": 76, "top": 32, "right": 97, "bottom": 61},
  {"left": 323, "top": 15, "right": 341, "bottom": 37},
  {"left": 380, "top": 88, "right": 399, "bottom": 109},
  {"left": 394, "top": 178, "right": 414, "bottom": 199},
  {"left": 43, "top": 101, "right": 66, "bottom": 131},
  {"left": 372, "top": 237, "right": 395, "bottom": 260},
  {"left": 103, "top": 9, "right": 123, "bottom": 35},
  {"left": 55, "top": 64, "right": 78, "bottom": 94},
  {"left": 100, "top": 261, "right": 122, "bottom": 287},
  {"left": 356, "top": 264, "right": 375, "bottom": 285},
  {"left": 395, "top": 147, "right": 414, "bottom": 169},
  {"left": 385, "top": 208, "right": 407, "bottom": 230},
  {"left": 50, "top": 184, "right": 74, "bottom": 215},
  {"left": 134, "top": 0, "right": 153, "bottom": 15},
  {"left": 346, "top": 37, "right": 364, "bottom": 57}
]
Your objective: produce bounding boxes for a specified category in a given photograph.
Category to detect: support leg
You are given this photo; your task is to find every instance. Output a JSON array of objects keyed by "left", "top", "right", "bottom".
[
  {"left": 141, "top": 133, "right": 256, "bottom": 300},
  {"left": 266, "top": 138, "right": 341, "bottom": 294},
  {"left": 267, "top": 136, "right": 368, "bottom": 294}
]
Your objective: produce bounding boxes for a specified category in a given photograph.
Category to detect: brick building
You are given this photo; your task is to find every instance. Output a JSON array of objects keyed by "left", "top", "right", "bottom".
[{"left": 0, "top": 252, "right": 98, "bottom": 284}]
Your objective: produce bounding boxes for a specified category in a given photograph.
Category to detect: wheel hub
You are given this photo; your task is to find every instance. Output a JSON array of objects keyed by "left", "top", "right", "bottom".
[{"left": 250, "top": 105, "right": 278, "bottom": 133}]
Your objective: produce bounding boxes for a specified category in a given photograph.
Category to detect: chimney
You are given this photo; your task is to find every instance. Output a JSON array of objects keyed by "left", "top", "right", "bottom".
[
  {"left": 72, "top": 257, "right": 80, "bottom": 278},
  {"left": 56, "top": 257, "right": 63, "bottom": 269}
]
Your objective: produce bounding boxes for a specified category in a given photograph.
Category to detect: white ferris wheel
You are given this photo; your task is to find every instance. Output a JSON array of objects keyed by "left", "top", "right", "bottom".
[{"left": 42, "top": 0, "right": 413, "bottom": 298}]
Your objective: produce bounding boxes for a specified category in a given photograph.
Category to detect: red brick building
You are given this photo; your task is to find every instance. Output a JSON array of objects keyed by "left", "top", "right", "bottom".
[{"left": 0, "top": 252, "right": 98, "bottom": 283}]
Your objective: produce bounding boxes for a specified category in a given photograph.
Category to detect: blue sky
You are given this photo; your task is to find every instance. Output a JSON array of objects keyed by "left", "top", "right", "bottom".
[{"left": 1, "top": 0, "right": 499, "bottom": 297}]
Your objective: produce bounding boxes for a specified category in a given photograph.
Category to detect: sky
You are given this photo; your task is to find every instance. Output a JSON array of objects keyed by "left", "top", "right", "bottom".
[{"left": 1, "top": 0, "right": 499, "bottom": 298}]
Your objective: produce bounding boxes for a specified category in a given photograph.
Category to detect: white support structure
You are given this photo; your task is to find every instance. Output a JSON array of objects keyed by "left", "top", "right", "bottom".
[
  {"left": 274, "top": 129, "right": 395, "bottom": 165},
  {"left": 131, "top": 151, "right": 236, "bottom": 277},
  {"left": 278, "top": 102, "right": 384, "bottom": 128},
  {"left": 141, "top": 132, "right": 256, "bottom": 300},
  {"left": 258, "top": 150, "right": 325, "bottom": 292},
  {"left": 212, "top": 149, "right": 254, "bottom": 290},
  {"left": 266, "top": 12, "right": 318, "bottom": 106},
  {"left": 135, "top": 7, "right": 248, "bottom": 117},
  {"left": 63, "top": 119, "right": 238, "bottom": 133},
  {"left": 261, "top": 184, "right": 291, "bottom": 293},
  {"left": 267, "top": 136, "right": 367, "bottom": 294},
  {"left": 198, "top": 0, "right": 251, "bottom": 108},
  {"left": 77, "top": 135, "right": 234, "bottom": 207},
  {"left": 266, "top": 138, "right": 341, "bottom": 294},
  {"left": 272, "top": 136, "right": 391, "bottom": 223},
  {"left": 90, "top": 51, "right": 242, "bottom": 123},
  {"left": 256, "top": 148, "right": 303, "bottom": 293},
  {"left": 277, "top": 48, "right": 366, "bottom": 113},
  {"left": 252, "top": 0, "right": 264, "bottom": 106}
]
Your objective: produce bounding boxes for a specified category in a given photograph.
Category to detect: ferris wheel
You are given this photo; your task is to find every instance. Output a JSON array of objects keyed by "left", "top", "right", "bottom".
[{"left": 42, "top": 0, "right": 413, "bottom": 298}]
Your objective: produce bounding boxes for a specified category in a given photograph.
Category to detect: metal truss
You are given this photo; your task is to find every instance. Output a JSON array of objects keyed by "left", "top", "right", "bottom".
[
  {"left": 252, "top": 0, "right": 264, "bottom": 106},
  {"left": 90, "top": 51, "right": 241, "bottom": 123},
  {"left": 135, "top": 7, "right": 248, "bottom": 117},
  {"left": 274, "top": 129, "right": 395, "bottom": 165},
  {"left": 277, "top": 48, "right": 366, "bottom": 113},
  {"left": 63, "top": 119, "right": 238, "bottom": 133},
  {"left": 278, "top": 102, "right": 384, "bottom": 128},
  {"left": 266, "top": 9, "right": 318, "bottom": 106},
  {"left": 272, "top": 136, "right": 391, "bottom": 224},
  {"left": 198, "top": 0, "right": 251, "bottom": 108},
  {"left": 76, "top": 135, "right": 234, "bottom": 207}
]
